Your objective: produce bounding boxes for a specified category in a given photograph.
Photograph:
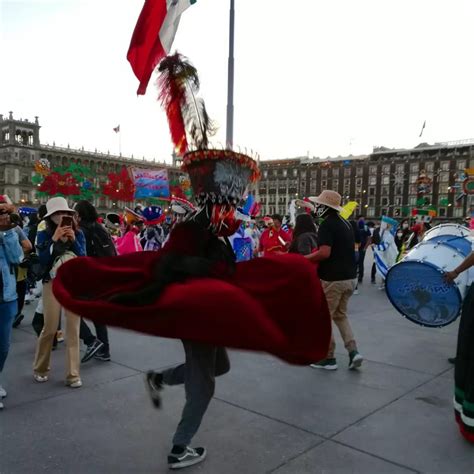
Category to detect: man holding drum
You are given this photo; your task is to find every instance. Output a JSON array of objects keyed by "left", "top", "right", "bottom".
[{"left": 445, "top": 254, "right": 474, "bottom": 444}]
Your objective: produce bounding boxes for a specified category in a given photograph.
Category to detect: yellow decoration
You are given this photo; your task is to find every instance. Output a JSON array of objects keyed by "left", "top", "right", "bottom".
[{"left": 339, "top": 201, "right": 358, "bottom": 219}]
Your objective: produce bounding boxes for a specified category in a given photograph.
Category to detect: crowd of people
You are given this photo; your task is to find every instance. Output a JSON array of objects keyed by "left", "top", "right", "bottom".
[{"left": 1, "top": 188, "right": 473, "bottom": 468}]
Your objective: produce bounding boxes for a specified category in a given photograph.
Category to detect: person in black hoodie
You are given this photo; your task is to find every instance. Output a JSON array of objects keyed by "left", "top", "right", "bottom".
[{"left": 74, "top": 200, "right": 116, "bottom": 362}]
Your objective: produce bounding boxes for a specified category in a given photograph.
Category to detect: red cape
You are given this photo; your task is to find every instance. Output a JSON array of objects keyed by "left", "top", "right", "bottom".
[{"left": 53, "top": 251, "right": 331, "bottom": 366}]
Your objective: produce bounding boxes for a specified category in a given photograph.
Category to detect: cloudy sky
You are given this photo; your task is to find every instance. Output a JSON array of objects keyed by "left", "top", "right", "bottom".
[{"left": 1, "top": 0, "right": 474, "bottom": 164}]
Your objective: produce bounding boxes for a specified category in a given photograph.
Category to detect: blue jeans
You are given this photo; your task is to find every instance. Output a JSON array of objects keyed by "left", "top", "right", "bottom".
[{"left": 0, "top": 300, "right": 17, "bottom": 372}]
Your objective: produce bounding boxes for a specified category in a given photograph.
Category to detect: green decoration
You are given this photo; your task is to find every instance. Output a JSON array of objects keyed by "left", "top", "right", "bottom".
[
  {"left": 440, "top": 198, "right": 449, "bottom": 206},
  {"left": 31, "top": 174, "right": 43, "bottom": 185}
]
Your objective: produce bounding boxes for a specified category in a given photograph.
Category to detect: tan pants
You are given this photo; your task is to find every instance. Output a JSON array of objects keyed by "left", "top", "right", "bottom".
[
  {"left": 33, "top": 281, "right": 81, "bottom": 383},
  {"left": 321, "top": 279, "right": 358, "bottom": 359}
]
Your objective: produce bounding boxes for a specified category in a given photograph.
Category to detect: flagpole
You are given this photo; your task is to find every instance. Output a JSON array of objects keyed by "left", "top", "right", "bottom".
[{"left": 226, "top": 0, "right": 235, "bottom": 149}]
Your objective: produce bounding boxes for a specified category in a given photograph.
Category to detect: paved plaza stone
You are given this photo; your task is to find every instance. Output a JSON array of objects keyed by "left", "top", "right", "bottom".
[{"left": 1, "top": 256, "right": 473, "bottom": 473}]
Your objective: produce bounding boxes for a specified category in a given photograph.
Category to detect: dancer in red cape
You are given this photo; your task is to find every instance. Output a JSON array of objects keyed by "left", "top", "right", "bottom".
[
  {"left": 53, "top": 53, "right": 331, "bottom": 470},
  {"left": 53, "top": 226, "right": 330, "bottom": 365}
]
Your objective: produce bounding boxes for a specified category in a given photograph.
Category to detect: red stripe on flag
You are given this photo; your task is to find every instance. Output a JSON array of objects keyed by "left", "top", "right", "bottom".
[{"left": 127, "top": 0, "right": 168, "bottom": 95}]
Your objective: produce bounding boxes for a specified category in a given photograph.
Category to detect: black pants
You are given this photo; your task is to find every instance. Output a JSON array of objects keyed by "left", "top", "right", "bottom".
[
  {"left": 371, "top": 262, "right": 377, "bottom": 282},
  {"left": 357, "top": 250, "right": 366, "bottom": 282},
  {"left": 80, "top": 319, "right": 109, "bottom": 352},
  {"left": 16, "top": 280, "right": 27, "bottom": 316},
  {"left": 162, "top": 341, "right": 230, "bottom": 447}
]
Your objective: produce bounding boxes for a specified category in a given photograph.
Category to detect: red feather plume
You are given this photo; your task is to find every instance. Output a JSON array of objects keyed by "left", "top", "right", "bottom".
[{"left": 156, "top": 53, "right": 215, "bottom": 155}]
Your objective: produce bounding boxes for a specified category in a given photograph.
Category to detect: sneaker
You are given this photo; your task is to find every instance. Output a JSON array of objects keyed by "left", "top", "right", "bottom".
[
  {"left": 310, "top": 358, "right": 338, "bottom": 370},
  {"left": 33, "top": 374, "right": 48, "bottom": 383},
  {"left": 94, "top": 349, "right": 111, "bottom": 361},
  {"left": 168, "top": 447, "right": 207, "bottom": 470},
  {"left": 145, "top": 371, "right": 163, "bottom": 409},
  {"left": 56, "top": 330, "right": 65, "bottom": 343},
  {"left": 378, "top": 285, "right": 385, "bottom": 291},
  {"left": 12, "top": 314, "right": 24, "bottom": 328},
  {"left": 448, "top": 357, "right": 456, "bottom": 364},
  {"left": 353, "top": 289, "right": 359, "bottom": 295},
  {"left": 66, "top": 379, "right": 82, "bottom": 388},
  {"left": 0, "top": 400, "right": 3, "bottom": 410},
  {"left": 0, "top": 385, "right": 6, "bottom": 398},
  {"left": 349, "top": 351, "right": 363, "bottom": 370},
  {"left": 81, "top": 339, "right": 104, "bottom": 363}
]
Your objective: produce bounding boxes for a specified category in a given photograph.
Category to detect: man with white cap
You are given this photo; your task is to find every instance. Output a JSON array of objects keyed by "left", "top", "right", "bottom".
[{"left": 306, "top": 190, "right": 363, "bottom": 370}]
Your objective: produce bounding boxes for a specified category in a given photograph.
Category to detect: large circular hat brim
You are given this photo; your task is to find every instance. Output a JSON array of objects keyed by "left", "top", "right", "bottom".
[{"left": 308, "top": 196, "right": 343, "bottom": 212}]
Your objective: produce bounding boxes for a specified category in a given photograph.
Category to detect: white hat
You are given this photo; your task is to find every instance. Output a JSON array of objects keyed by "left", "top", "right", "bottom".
[
  {"left": 308, "top": 190, "right": 343, "bottom": 212},
  {"left": 44, "top": 197, "right": 75, "bottom": 218}
]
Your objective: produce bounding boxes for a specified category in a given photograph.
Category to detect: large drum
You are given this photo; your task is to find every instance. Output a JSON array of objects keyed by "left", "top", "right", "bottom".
[
  {"left": 424, "top": 223, "right": 471, "bottom": 240},
  {"left": 423, "top": 223, "right": 473, "bottom": 256},
  {"left": 386, "top": 240, "right": 470, "bottom": 327}
]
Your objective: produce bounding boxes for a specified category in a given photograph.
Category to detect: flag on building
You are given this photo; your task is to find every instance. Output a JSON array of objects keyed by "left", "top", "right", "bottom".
[
  {"left": 113, "top": 125, "right": 120, "bottom": 133},
  {"left": 127, "top": 0, "right": 197, "bottom": 95}
]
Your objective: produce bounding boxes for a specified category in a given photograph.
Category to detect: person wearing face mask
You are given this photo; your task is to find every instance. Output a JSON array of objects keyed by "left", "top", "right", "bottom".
[
  {"left": 33, "top": 197, "right": 86, "bottom": 388},
  {"left": 305, "top": 190, "right": 363, "bottom": 371},
  {"left": 394, "top": 219, "right": 410, "bottom": 253}
]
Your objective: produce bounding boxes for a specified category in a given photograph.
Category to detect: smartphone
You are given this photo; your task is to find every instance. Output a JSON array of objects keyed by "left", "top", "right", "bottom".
[{"left": 61, "top": 215, "right": 73, "bottom": 227}]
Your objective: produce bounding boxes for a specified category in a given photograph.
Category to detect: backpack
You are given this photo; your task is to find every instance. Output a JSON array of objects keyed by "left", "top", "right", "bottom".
[{"left": 84, "top": 222, "right": 117, "bottom": 258}]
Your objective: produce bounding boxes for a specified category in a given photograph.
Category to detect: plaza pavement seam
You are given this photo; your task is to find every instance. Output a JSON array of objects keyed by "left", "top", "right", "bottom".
[
  {"left": 329, "top": 365, "right": 454, "bottom": 439},
  {"left": 215, "top": 365, "right": 452, "bottom": 474},
  {"left": 264, "top": 439, "right": 328, "bottom": 474},
  {"left": 267, "top": 439, "right": 420, "bottom": 474},
  {"left": 3, "top": 371, "right": 143, "bottom": 410},
  {"left": 214, "top": 396, "right": 420, "bottom": 474},
  {"left": 331, "top": 350, "right": 443, "bottom": 377}
]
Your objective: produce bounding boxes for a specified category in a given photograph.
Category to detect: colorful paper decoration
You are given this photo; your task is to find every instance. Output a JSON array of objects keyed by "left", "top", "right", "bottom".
[
  {"left": 340, "top": 201, "right": 358, "bottom": 219},
  {"left": 38, "top": 172, "right": 80, "bottom": 197},
  {"left": 34, "top": 158, "right": 50, "bottom": 176},
  {"left": 102, "top": 166, "right": 135, "bottom": 202}
]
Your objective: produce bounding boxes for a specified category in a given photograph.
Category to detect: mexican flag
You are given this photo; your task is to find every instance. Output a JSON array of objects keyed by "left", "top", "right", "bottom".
[{"left": 127, "top": 0, "right": 197, "bottom": 95}]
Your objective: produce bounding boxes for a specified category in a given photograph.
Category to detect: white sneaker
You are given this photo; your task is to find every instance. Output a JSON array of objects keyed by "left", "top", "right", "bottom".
[
  {"left": 66, "top": 380, "right": 82, "bottom": 388},
  {"left": 0, "top": 385, "right": 7, "bottom": 398},
  {"left": 0, "top": 400, "right": 4, "bottom": 410},
  {"left": 353, "top": 289, "right": 359, "bottom": 295},
  {"left": 33, "top": 374, "right": 48, "bottom": 383}
]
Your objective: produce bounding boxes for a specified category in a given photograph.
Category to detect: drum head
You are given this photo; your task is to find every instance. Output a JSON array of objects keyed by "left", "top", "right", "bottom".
[
  {"left": 426, "top": 235, "right": 473, "bottom": 257},
  {"left": 386, "top": 261, "right": 461, "bottom": 327}
]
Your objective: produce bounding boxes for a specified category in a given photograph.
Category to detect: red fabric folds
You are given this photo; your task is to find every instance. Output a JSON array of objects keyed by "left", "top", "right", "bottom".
[
  {"left": 127, "top": 0, "right": 168, "bottom": 95},
  {"left": 53, "top": 252, "right": 331, "bottom": 366}
]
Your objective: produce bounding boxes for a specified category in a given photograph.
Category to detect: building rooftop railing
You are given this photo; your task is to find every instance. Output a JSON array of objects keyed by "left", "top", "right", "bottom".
[{"left": 37, "top": 143, "right": 175, "bottom": 168}]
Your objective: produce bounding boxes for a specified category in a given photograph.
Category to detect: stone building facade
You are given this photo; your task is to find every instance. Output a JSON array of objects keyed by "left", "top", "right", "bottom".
[
  {"left": 2, "top": 112, "right": 474, "bottom": 220},
  {"left": 0, "top": 112, "right": 182, "bottom": 212},
  {"left": 258, "top": 142, "right": 474, "bottom": 220}
]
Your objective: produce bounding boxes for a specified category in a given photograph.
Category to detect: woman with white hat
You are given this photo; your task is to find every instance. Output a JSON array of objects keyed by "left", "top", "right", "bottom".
[{"left": 33, "top": 197, "right": 86, "bottom": 388}]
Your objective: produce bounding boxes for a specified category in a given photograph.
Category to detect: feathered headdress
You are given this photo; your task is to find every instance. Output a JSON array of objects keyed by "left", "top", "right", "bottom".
[{"left": 157, "top": 53, "right": 216, "bottom": 155}]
